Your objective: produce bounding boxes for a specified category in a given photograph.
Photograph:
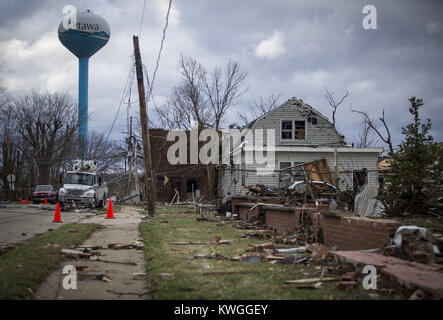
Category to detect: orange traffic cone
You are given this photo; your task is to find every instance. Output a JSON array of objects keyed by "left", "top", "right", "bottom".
[
  {"left": 44, "top": 197, "right": 48, "bottom": 205},
  {"left": 53, "top": 202, "right": 62, "bottom": 223},
  {"left": 19, "top": 195, "right": 22, "bottom": 204},
  {"left": 26, "top": 198, "right": 29, "bottom": 205},
  {"left": 106, "top": 199, "right": 115, "bottom": 219}
]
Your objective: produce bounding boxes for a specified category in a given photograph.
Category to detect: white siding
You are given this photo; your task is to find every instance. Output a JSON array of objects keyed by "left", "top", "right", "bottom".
[
  {"left": 252, "top": 99, "right": 343, "bottom": 147},
  {"left": 221, "top": 150, "right": 380, "bottom": 195}
]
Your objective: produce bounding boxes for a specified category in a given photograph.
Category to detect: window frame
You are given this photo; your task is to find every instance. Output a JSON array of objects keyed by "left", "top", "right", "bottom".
[
  {"left": 280, "top": 119, "right": 307, "bottom": 142},
  {"left": 280, "top": 120, "right": 293, "bottom": 141},
  {"left": 278, "top": 160, "right": 305, "bottom": 185},
  {"left": 294, "top": 120, "right": 306, "bottom": 140}
]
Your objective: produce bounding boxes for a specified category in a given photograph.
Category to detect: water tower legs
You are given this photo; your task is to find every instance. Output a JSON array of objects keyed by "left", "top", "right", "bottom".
[{"left": 78, "top": 57, "right": 89, "bottom": 160}]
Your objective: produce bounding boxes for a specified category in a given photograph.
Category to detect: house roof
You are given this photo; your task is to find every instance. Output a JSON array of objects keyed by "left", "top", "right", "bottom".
[{"left": 246, "top": 97, "right": 345, "bottom": 145}]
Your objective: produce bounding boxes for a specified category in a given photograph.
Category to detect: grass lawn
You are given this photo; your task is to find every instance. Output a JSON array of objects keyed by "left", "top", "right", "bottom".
[
  {"left": 139, "top": 205, "right": 400, "bottom": 300},
  {"left": 0, "top": 223, "right": 100, "bottom": 299}
]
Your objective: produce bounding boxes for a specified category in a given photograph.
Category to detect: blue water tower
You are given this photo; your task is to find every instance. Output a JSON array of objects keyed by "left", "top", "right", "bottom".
[{"left": 58, "top": 9, "right": 110, "bottom": 159}]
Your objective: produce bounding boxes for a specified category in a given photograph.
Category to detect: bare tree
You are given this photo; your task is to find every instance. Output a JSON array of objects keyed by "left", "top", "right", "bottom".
[
  {"left": 14, "top": 92, "right": 79, "bottom": 185},
  {"left": 155, "top": 56, "right": 210, "bottom": 129},
  {"left": 235, "top": 94, "right": 282, "bottom": 126},
  {"left": 0, "top": 86, "right": 26, "bottom": 198},
  {"left": 351, "top": 108, "right": 393, "bottom": 153},
  {"left": 203, "top": 60, "right": 249, "bottom": 130},
  {"left": 353, "top": 121, "right": 377, "bottom": 148},
  {"left": 86, "top": 131, "right": 122, "bottom": 172},
  {"left": 324, "top": 87, "right": 350, "bottom": 128},
  {"left": 155, "top": 55, "right": 248, "bottom": 130}
]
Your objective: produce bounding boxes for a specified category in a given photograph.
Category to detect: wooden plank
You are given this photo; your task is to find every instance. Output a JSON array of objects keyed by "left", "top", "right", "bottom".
[
  {"left": 284, "top": 277, "right": 339, "bottom": 284},
  {"left": 203, "top": 271, "right": 259, "bottom": 276},
  {"left": 169, "top": 240, "right": 235, "bottom": 245}
]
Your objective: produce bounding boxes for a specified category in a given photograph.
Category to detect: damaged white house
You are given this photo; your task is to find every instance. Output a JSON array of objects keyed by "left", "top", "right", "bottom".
[{"left": 221, "top": 97, "right": 383, "bottom": 196}]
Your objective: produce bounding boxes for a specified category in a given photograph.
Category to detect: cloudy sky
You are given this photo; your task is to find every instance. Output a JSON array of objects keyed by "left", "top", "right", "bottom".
[{"left": 0, "top": 0, "right": 442, "bottom": 149}]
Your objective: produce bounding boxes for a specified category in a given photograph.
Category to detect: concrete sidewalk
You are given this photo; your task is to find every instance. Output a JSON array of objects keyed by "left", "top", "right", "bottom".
[{"left": 34, "top": 206, "right": 151, "bottom": 300}]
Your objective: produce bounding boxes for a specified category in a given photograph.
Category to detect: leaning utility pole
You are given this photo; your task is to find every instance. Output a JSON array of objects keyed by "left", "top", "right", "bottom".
[
  {"left": 127, "top": 116, "right": 133, "bottom": 192},
  {"left": 133, "top": 35, "right": 155, "bottom": 216},
  {"left": 134, "top": 140, "right": 140, "bottom": 196}
]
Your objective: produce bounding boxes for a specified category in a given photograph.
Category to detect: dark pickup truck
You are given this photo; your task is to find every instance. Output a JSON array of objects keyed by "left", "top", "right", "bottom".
[{"left": 32, "top": 185, "right": 56, "bottom": 204}]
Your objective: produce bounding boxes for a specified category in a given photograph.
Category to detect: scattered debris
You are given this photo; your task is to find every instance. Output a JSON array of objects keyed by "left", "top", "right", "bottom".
[
  {"left": 211, "top": 236, "right": 221, "bottom": 244},
  {"left": 78, "top": 245, "right": 103, "bottom": 251},
  {"left": 354, "top": 184, "right": 385, "bottom": 218},
  {"left": 341, "top": 272, "right": 358, "bottom": 281},
  {"left": 77, "top": 272, "right": 108, "bottom": 281},
  {"left": 159, "top": 273, "right": 174, "bottom": 279},
  {"left": 285, "top": 283, "right": 317, "bottom": 289},
  {"left": 133, "top": 273, "right": 147, "bottom": 280},
  {"left": 238, "top": 255, "right": 262, "bottom": 263},
  {"left": 93, "top": 259, "right": 137, "bottom": 266},
  {"left": 61, "top": 249, "right": 91, "bottom": 259},
  {"left": 245, "top": 243, "right": 275, "bottom": 252},
  {"left": 284, "top": 277, "right": 339, "bottom": 285},
  {"left": 74, "top": 266, "right": 89, "bottom": 271},
  {"left": 307, "top": 244, "right": 331, "bottom": 258},
  {"left": 203, "top": 271, "right": 259, "bottom": 276},
  {"left": 338, "top": 281, "right": 359, "bottom": 291},
  {"left": 107, "top": 241, "right": 145, "bottom": 250},
  {"left": 189, "top": 254, "right": 228, "bottom": 261},
  {"left": 409, "top": 289, "right": 427, "bottom": 300},
  {"left": 106, "top": 289, "right": 155, "bottom": 297},
  {"left": 169, "top": 240, "right": 235, "bottom": 245},
  {"left": 276, "top": 247, "right": 307, "bottom": 253}
]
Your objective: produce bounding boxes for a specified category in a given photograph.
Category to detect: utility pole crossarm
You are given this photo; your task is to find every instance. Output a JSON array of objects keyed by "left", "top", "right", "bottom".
[{"left": 133, "top": 35, "right": 155, "bottom": 216}]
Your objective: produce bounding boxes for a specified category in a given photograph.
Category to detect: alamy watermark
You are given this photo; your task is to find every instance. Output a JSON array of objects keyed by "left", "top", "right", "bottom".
[
  {"left": 166, "top": 128, "right": 276, "bottom": 175},
  {"left": 62, "top": 5, "right": 77, "bottom": 30},
  {"left": 362, "top": 5, "right": 377, "bottom": 30},
  {"left": 62, "top": 265, "right": 77, "bottom": 290},
  {"left": 362, "top": 265, "right": 377, "bottom": 290}
]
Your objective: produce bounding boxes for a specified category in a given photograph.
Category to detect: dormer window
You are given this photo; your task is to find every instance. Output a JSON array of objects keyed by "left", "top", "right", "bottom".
[
  {"left": 294, "top": 121, "right": 305, "bottom": 139},
  {"left": 281, "top": 121, "right": 293, "bottom": 140},
  {"left": 281, "top": 120, "right": 306, "bottom": 140}
]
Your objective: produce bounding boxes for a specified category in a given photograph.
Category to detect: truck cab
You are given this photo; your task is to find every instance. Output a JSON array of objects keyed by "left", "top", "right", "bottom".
[{"left": 58, "top": 160, "right": 107, "bottom": 209}]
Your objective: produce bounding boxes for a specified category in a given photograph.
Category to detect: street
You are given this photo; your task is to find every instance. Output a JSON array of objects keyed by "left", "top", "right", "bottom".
[{"left": 0, "top": 205, "right": 93, "bottom": 245}]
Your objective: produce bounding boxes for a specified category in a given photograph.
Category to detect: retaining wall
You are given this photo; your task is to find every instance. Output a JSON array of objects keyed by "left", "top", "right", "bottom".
[{"left": 232, "top": 196, "right": 401, "bottom": 250}]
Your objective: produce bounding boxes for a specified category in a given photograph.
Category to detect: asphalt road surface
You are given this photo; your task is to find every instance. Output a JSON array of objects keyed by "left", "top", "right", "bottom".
[{"left": 0, "top": 205, "right": 94, "bottom": 245}]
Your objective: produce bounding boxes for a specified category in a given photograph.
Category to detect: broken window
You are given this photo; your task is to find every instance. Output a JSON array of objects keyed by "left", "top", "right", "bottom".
[
  {"left": 281, "top": 121, "right": 293, "bottom": 140},
  {"left": 294, "top": 121, "right": 306, "bottom": 140},
  {"left": 281, "top": 120, "right": 306, "bottom": 140}
]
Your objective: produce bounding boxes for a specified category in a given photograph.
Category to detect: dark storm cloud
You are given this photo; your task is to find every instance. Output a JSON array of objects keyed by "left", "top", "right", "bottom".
[
  {"left": 0, "top": 1, "right": 46, "bottom": 27},
  {"left": 0, "top": 0, "right": 442, "bottom": 147}
]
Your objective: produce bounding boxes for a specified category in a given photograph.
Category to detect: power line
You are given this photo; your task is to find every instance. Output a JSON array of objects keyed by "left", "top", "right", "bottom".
[
  {"left": 106, "top": 58, "right": 135, "bottom": 141},
  {"left": 138, "top": 0, "right": 148, "bottom": 37},
  {"left": 147, "top": 0, "right": 172, "bottom": 103}
]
